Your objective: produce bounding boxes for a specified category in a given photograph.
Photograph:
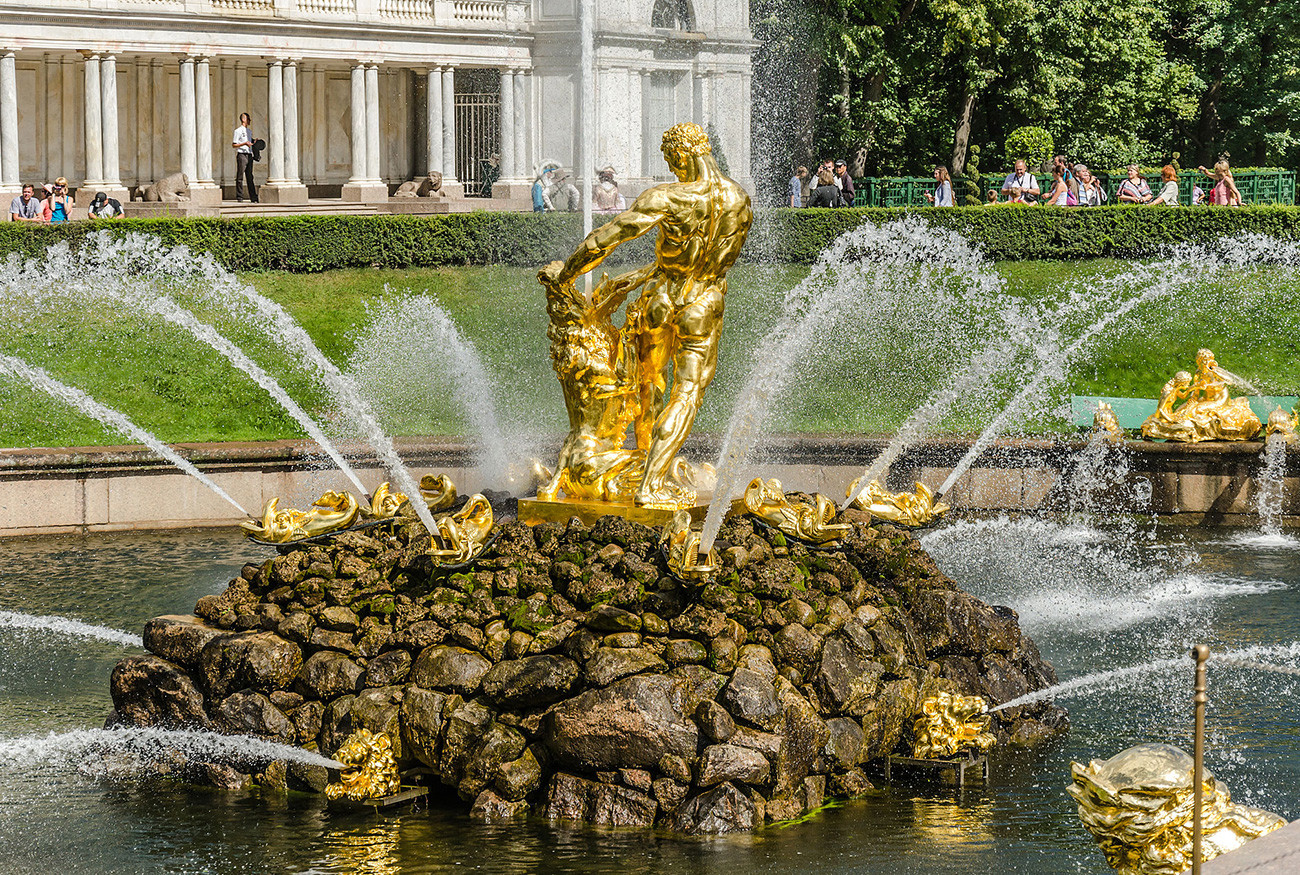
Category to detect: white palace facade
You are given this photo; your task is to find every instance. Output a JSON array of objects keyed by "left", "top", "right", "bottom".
[{"left": 0, "top": 0, "right": 755, "bottom": 207}]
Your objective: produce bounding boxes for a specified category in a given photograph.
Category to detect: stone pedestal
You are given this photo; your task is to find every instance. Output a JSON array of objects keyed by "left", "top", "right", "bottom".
[
  {"left": 181, "top": 184, "right": 222, "bottom": 206},
  {"left": 341, "top": 181, "right": 389, "bottom": 202},
  {"left": 489, "top": 181, "right": 535, "bottom": 210},
  {"left": 516, "top": 496, "right": 710, "bottom": 528},
  {"left": 258, "top": 183, "right": 309, "bottom": 205}
]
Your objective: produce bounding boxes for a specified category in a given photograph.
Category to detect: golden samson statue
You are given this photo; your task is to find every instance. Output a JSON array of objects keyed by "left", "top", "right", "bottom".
[{"left": 536, "top": 123, "right": 753, "bottom": 511}]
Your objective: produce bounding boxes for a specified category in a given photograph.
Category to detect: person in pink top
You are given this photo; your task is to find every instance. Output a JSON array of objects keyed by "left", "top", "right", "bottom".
[{"left": 1197, "top": 161, "right": 1242, "bottom": 206}]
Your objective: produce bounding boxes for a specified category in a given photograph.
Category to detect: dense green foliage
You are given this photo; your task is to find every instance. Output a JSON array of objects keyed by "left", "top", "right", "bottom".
[
  {"left": 751, "top": 0, "right": 1300, "bottom": 202},
  {"left": 7, "top": 208, "right": 1300, "bottom": 272}
]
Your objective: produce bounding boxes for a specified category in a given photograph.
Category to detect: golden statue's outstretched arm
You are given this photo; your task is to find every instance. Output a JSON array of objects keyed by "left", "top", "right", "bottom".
[{"left": 549, "top": 191, "right": 670, "bottom": 286}]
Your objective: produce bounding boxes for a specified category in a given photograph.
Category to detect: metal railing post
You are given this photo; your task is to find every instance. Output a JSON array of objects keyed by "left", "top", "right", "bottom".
[{"left": 1192, "top": 644, "right": 1210, "bottom": 875}]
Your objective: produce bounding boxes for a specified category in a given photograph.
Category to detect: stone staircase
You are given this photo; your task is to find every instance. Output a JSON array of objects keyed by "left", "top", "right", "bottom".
[{"left": 218, "top": 200, "right": 382, "bottom": 218}]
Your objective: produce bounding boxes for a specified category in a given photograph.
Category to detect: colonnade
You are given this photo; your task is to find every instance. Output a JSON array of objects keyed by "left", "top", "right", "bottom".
[{"left": 0, "top": 49, "right": 535, "bottom": 203}]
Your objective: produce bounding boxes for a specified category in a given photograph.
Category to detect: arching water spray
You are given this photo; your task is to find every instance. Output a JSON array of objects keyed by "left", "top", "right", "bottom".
[
  {"left": 348, "top": 295, "right": 513, "bottom": 488},
  {"left": 700, "top": 217, "right": 1013, "bottom": 550},
  {"left": 0, "top": 610, "right": 142, "bottom": 647},
  {"left": 0, "top": 354, "right": 248, "bottom": 515},
  {"left": 991, "top": 641, "right": 1300, "bottom": 712},
  {"left": 0, "top": 726, "right": 343, "bottom": 772},
  {"left": 1255, "top": 436, "right": 1288, "bottom": 537},
  {"left": 938, "top": 258, "right": 1211, "bottom": 497}
]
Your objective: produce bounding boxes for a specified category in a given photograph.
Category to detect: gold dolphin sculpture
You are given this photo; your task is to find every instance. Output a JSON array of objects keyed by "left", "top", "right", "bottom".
[
  {"left": 418, "top": 473, "right": 458, "bottom": 512},
  {"left": 1069, "top": 743, "right": 1283, "bottom": 875},
  {"left": 364, "top": 482, "right": 408, "bottom": 519},
  {"left": 325, "top": 728, "right": 401, "bottom": 802},
  {"left": 428, "top": 494, "right": 495, "bottom": 565},
  {"left": 240, "top": 491, "right": 360, "bottom": 543},
  {"left": 660, "top": 510, "right": 718, "bottom": 583},
  {"left": 1093, "top": 402, "right": 1126, "bottom": 444},
  {"left": 846, "top": 478, "right": 950, "bottom": 527},
  {"left": 742, "top": 477, "right": 851, "bottom": 545},
  {"left": 1265, "top": 405, "right": 1298, "bottom": 443},
  {"left": 911, "top": 692, "right": 996, "bottom": 759}
]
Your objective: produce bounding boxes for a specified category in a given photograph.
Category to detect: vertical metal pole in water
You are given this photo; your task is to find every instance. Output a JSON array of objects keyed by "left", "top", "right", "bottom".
[
  {"left": 579, "top": 0, "right": 595, "bottom": 298},
  {"left": 1192, "top": 644, "right": 1210, "bottom": 875}
]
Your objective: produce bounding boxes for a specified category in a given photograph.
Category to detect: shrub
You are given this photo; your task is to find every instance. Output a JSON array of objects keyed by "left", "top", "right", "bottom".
[
  {"left": 1005, "top": 127, "right": 1054, "bottom": 169},
  {"left": 6, "top": 207, "right": 1300, "bottom": 270}
]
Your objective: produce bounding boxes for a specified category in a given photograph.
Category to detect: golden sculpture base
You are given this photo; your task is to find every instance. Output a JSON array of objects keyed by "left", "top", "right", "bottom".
[{"left": 517, "top": 496, "right": 711, "bottom": 528}]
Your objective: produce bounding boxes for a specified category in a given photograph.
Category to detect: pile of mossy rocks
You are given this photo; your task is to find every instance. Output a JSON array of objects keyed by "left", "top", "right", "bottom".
[{"left": 108, "top": 503, "right": 1067, "bottom": 833}]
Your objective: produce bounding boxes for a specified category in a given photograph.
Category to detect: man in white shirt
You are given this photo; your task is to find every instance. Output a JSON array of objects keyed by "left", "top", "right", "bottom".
[
  {"left": 1000, "top": 159, "right": 1041, "bottom": 200},
  {"left": 232, "top": 113, "right": 258, "bottom": 202}
]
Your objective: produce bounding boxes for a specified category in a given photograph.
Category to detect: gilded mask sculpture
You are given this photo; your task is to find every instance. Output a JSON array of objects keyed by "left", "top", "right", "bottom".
[
  {"left": 428, "top": 494, "right": 494, "bottom": 565},
  {"left": 240, "top": 490, "right": 360, "bottom": 543},
  {"left": 536, "top": 123, "right": 751, "bottom": 510},
  {"left": 1093, "top": 403, "right": 1126, "bottom": 444},
  {"left": 1141, "top": 350, "right": 1261, "bottom": 443},
  {"left": 1265, "top": 405, "right": 1297, "bottom": 443},
  {"left": 325, "top": 728, "right": 401, "bottom": 802},
  {"left": 660, "top": 510, "right": 718, "bottom": 583},
  {"left": 743, "top": 478, "right": 851, "bottom": 545},
  {"left": 911, "top": 692, "right": 996, "bottom": 759},
  {"left": 1069, "top": 743, "right": 1284, "bottom": 875},
  {"left": 365, "top": 482, "right": 407, "bottom": 520},
  {"left": 846, "top": 478, "right": 950, "bottom": 527},
  {"left": 418, "top": 474, "right": 458, "bottom": 512}
]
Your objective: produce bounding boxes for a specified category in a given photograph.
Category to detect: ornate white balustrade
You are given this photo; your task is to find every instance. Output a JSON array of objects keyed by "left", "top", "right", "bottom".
[
  {"left": 453, "top": 0, "right": 504, "bottom": 22},
  {"left": 377, "top": 0, "right": 434, "bottom": 20},
  {"left": 209, "top": 0, "right": 275, "bottom": 10},
  {"left": 296, "top": 0, "right": 355, "bottom": 14}
]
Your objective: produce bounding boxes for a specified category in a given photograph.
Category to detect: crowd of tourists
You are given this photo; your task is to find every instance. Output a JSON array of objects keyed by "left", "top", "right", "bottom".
[
  {"left": 8, "top": 179, "right": 122, "bottom": 223},
  {"left": 788, "top": 155, "right": 1246, "bottom": 208}
]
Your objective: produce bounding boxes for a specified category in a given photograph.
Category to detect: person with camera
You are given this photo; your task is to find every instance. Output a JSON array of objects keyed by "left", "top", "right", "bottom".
[{"left": 1000, "top": 159, "right": 1041, "bottom": 201}]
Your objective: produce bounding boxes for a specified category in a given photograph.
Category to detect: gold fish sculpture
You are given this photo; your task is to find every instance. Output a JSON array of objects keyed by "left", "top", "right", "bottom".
[
  {"left": 846, "top": 478, "right": 950, "bottom": 527},
  {"left": 1265, "top": 405, "right": 1297, "bottom": 443},
  {"left": 428, "top": 494, "right": 495, "bottom": 565},
  {"left": 660, "top": 510, "right": 718, "bottom": 583},
  {"left": 1141, "top": 350, "right": 1261, "bottom": 443},
  {"left": 911, "top": 692, "right": 996, "bottom": 759},
  {"left": 364, "top": 482, "right": 407, "bottom": 519},
  {"left": 418, "top": 473, "right": 458, "bottom": 512},
  {"left": 239, "top": 491, "right": 360, "bottom": 543},
  {"left": 1069, "top": 743, "right": 1284, "bottom": 875},
  {"left": 324, "top": 728, "right": 401, "bottom": 802},
  {"left": 1093, "top": 403, "right": 1126, "bottom": 444},
  {"left": 742, "top": 477, "right": 851, "bottom": 545}
]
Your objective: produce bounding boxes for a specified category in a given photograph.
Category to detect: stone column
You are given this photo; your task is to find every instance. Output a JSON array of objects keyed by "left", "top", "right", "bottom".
[
  {"left": 514, "top": 68, "right": 527, "bottom": 180},
  {"left": 61, "top": 57, "right": 76, "bottom": 184},
  {"left": 195, "top": 57, "right": 215, "bottom": 187},
  {"left": 364, "top": 63, "right": 380, "bottom": 183},
  {"left": 499, "top": 68, "right": 515, "bottom": 181},
  {"left": 96, "top": 54, "right": 130, "bottom": 203},
  {"left": 426, "top": 66, "right": 442, "bottom": 178},
  {"left": 441, "top": 66, "right": 456, "bottom": 187},
  {"left": 283, "top": 61, "right": 300, "bottom": 186},
  {"left": 100, "top": 55, "right": 121, "bottom": 186},
  {"left": 341, "top": 62, "right": 385, "bottom": 202},
  {"left": 178, "top": 56, "right": 197, "bottom": 184},
  {"left": 83, "top": 54, "right": 104, "bottom": 188},
  {"left": 266, "top": 60, "right": 285, "bottom": 185},
  {"left": 0, "top": 51, "right": 18, "bottom": 195}
]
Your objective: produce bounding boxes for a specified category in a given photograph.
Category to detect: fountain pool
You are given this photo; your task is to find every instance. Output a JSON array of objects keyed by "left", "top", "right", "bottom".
[{"left": 2, "top": 518, "right": 1296, "bottom": 874}]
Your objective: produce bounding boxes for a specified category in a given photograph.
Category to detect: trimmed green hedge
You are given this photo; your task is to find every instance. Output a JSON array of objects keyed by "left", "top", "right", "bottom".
[{"left": 5, "top": 206, "right": 1300, "bottom": 270}]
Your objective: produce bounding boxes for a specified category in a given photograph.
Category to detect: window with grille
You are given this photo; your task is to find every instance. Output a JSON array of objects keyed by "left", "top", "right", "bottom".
[
  {"left": 454, "top": 68, "right": 501, "bottom": 196},
  {"left": 651, "top": 0, "right": 694, "bottom": 30}
]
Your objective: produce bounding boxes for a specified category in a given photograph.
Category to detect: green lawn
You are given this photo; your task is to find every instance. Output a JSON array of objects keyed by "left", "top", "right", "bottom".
[{"left": 2, "top": 259, "right": 1299, "bottom": 449}]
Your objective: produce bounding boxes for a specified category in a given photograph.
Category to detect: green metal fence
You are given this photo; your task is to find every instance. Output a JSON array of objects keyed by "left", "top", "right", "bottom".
[{"left": 840, "top": 170, "right": 1296, "bottom": 208}]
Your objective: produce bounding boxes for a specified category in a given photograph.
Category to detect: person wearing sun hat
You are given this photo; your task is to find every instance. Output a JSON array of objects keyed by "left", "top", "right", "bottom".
[{"left": 592, "top": 164, "right": 625, "bottom": 213}]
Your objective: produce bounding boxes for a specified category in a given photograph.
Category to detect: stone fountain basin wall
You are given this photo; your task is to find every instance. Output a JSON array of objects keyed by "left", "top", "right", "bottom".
[
  {"left": 107, "top": 511, "right": 1066, "bottom": 832},
  {"left": 0, "top": 435, "right": 1291, "bottom": 536}
]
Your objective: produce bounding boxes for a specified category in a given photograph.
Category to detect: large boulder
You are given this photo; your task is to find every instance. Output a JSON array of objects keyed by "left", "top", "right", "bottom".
[
  {"left": 143, "top": 615, "right": 226, "bottom": 671},
  {"left": 479, "top": 655, "right": 581, "bottom": 710},
  {"left": 110, "top": 655, "right": 208, "bottom": 729},
  {"left": 199, "top": 632, "right": 302, "bottom": 699},
  {"left": 544, "top": 674, "right": 699, "bottom": 771},
  {"left": 297, "top": 651, "right": 363, "bottom": 700},
  {"left": 544, "top": 772, "right": 658, "bottom": 827},
  {"left": 410, "top": 646, "right": 492, "bottom": 694},
  {"left": 671, "top": 782, "right": 760, "bottom": 834},
  {"left": 213, "top": 690, "right": 295, "bottom": 742}
]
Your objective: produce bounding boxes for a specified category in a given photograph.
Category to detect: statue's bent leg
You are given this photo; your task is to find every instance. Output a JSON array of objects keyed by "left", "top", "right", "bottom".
[{"left": 636, "top": 327, "right": 719, "bottom": 507}]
